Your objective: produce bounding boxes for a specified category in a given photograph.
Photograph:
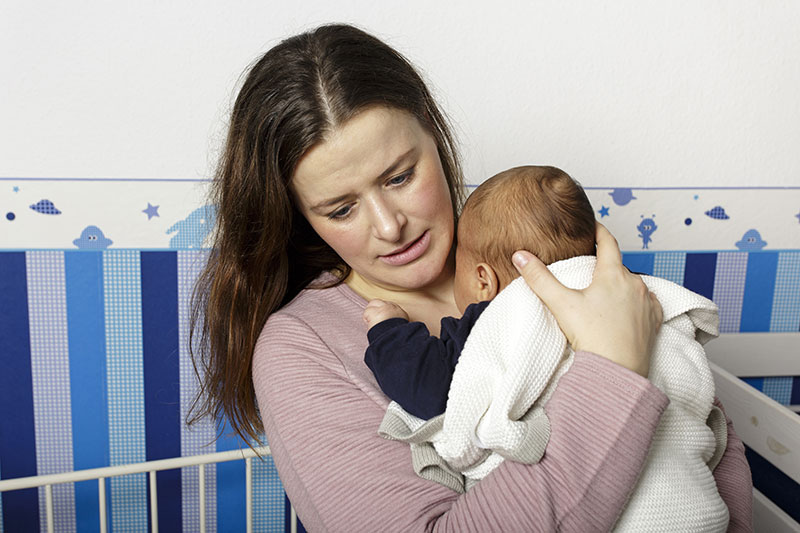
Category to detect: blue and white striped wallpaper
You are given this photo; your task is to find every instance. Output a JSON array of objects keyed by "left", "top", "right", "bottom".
[
  {"left": 0, "top": 250, "right": 287, "bottom": 532},
  {"left": 1, "top": 179, "right": 798, "bottom": 531}
]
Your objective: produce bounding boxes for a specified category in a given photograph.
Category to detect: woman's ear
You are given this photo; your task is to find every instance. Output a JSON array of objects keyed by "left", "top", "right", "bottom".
[{"left": 475, "top": 263, "right": 499, "bottom": 301}]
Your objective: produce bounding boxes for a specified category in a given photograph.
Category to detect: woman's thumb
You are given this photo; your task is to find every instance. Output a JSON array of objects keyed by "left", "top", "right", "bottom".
[{"left": 512, "top": 251, "right": 566, "bottom": 310}]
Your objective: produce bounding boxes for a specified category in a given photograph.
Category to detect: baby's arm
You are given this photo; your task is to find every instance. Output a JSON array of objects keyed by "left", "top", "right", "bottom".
[
  {"left": 364, "top": 299, "right": 454, "bottom": 419},
  {"left": 364, "top": 300, "right": 489, "bottom": 420},
  {"left": 365, "top": 316, "right": 451, "bottom": 419}
]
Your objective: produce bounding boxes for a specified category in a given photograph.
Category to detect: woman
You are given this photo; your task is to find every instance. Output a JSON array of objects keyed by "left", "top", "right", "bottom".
[{"left": 192, "top": 24, "right": 752, "bottom": 531}]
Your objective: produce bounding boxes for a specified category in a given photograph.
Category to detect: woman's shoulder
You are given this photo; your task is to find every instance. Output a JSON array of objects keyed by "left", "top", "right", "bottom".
[
  {"left": 270, "top": 276, "right": 366, "bottom": 330},
  {"left": 255, "top": 275, "right": 370, "bottom": 369},
  {"left": 253, "top": 274, "right": 386, "bottom": 407}
]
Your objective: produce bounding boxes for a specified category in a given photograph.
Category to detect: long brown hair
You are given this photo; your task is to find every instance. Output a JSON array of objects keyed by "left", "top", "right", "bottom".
[{"left": 189, "top": 24, "right": 465, "bottom": 443}]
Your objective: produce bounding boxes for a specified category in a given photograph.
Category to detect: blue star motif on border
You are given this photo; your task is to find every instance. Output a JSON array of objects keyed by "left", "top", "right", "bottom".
[
  {"left": 142, "top": 203, "right": 160, "bottom": 220},
  {"left": 795, "top": 210, "right": 800, "bottom": 224},
  {"left": 598, "top": 205, "right": 610, "bottom": 218}
]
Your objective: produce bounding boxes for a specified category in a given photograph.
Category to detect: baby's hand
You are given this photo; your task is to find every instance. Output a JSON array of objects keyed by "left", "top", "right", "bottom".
[{"left": 363, "top": 299, "right": 409, "bottom": 329}]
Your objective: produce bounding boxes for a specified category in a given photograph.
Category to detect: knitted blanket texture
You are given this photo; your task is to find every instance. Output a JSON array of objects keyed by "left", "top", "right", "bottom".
[{"left": 379, "top": 255, "right": 729, "bottom": 531}]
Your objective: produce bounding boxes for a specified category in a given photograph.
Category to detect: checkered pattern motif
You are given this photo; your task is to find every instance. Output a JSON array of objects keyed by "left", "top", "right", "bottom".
[
  {"left": 102, "top": 250, "right": 148, "bottom": 532},
  {"left": 26, "top": 251, "right": 76, "bottom": 533},
  {"left": 713, "top": 253, "right": 749, "bottom": 333},
  {"left": 252, "top": 455, "right": 286, "bottom": 532},
  {"left": 167, "top": 205, "right": 215, "bottom": 249},
  {"left": 762, "top": 377, "right": 794, "bottom": 405},
  {"left": 769, "top": 251, "right": 800, "bottom": 332},
  {"left": 29, "top": 199, "right": 61, "bottom": 215},
  {"left": 177, "top": 251, "right": 218, "bottom": 533},
  {"left": 652, "top": 252, "right": 686, "bottom": 286}
]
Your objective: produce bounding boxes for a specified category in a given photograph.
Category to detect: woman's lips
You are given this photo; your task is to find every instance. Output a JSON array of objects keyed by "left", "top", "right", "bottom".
[{"left": 379, "top": 231, "right": 430, "bottom": 266}]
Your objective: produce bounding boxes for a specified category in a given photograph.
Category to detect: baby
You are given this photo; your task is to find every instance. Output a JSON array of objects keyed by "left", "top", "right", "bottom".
[
  {"left": 363, "top": 166, "right": 730, "bottom": 532},
  {"left": 363, "top": 165, "right": 596, "bottom": 420}
]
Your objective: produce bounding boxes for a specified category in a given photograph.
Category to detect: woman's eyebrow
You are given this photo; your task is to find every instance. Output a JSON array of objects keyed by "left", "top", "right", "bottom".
[{"left": 309, "top": 148, "right": 416, "bottom": 211}]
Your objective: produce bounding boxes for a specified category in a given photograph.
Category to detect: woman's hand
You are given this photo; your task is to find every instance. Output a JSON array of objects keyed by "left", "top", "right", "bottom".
[{"left": 512, "top": 223, "right": 662, "bottom": 377}]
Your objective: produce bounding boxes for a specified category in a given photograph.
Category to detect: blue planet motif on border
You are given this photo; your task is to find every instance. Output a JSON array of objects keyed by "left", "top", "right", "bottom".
[
  {"left": 73, "top": 225, "right": 113, "bottom": 249},
  {"left": 705, "top": 206, "right": 730, "bottom": 220},
  {"left": 30, "top": 199, "right": 62, "bottom": 215},
  {"left": 609, "top": 188, "right": 636, "bottom": 206},
  {"left": 734, "top": 229, "right": 767, "bottom": 251}
]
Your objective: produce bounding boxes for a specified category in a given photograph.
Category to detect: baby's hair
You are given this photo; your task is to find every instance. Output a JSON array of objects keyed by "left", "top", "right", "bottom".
[{"left": 458, "top": 165, "right": 596, "bottom": 287}]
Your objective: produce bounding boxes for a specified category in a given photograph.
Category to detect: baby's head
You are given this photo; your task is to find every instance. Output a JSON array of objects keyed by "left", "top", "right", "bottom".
[{"left": 453, "top": 165, "right": 596, "bottom": 313}]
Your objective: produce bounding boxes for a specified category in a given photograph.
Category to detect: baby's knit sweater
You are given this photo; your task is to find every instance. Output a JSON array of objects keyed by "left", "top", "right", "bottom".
[
  {"left": 252, "top": 277, "right": 753, "bottom": 532},
  {"left": 380, "top": 256, "right": 730, "bottom": 531}
]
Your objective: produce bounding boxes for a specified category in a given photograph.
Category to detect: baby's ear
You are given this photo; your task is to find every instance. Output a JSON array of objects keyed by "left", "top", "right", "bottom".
[{"left": 475, "top": 263, "right": 499, "bottom": 301}]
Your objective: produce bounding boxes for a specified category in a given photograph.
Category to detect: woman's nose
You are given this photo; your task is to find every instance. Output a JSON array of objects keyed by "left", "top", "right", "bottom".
[{"left": 368, "top": 198, "right": 405, "bottom": 241}]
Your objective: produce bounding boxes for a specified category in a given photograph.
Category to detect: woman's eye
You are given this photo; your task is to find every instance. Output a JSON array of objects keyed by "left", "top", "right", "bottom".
[
  {"left": 388, "top": 170, "right": 413, "bottom": 186},
  {"left": 329, "top": 205, "right": 352, "bottom": 220}
]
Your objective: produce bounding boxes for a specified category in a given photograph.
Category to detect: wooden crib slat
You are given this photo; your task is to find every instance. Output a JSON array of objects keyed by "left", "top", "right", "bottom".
[
  {"left": 45, "top": 484, "right": 54, "bottom": 533},
  {"left": 0, "top": 446, "right": 269, "bottom": 491},
  {"left": 0, "top": 447, "right": 273, "bottom": 532},
  {"left": 98, "top": 477, "right": 107, "bottom": 533},
  {"left": 149, "top": 470, "right": 159, "bottom": 533},
  {"left": 246, "top": 457, "right": 253, "bottom": 533},
  {"left": 711, "top": 362, "right": 800, "bottom": 485},
  {"left": 199, "top": 463, "right": 206, "bottom": 533},
  {"left": 753, "top": 488, "right": 800, "bottom": 533},
  {"left": 707, "top": 333, "right": 800, "bottom": 376}
]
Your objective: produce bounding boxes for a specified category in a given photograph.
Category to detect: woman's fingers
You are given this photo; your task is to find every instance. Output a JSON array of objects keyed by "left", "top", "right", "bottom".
[
  {"left": 650, "top": 291, "right": 664, "bottom": 327},
  {"left": 512, "top": 250, "right": 574, "bottom": 318},
  {"left": 513, "top": 250, "right": 579, "bottom": 347},
  {"left": 514, "top": 223, "right": 659, "bottom": 378},
  {"left": 594, "top": 222, "right": 623, "bottom": 270}
]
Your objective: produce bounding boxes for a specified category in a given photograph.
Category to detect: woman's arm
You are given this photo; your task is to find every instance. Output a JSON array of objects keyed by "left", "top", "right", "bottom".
[
  {"left": 254, "top": 314, "right": 668, "bottom": 532},
  {"left": 712, "top": 398, "right": 754, "bottom": 532}
]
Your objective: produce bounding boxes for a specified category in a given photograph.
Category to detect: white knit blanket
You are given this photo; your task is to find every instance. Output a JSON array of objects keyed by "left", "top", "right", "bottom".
[{"left": 380, "top": 256, "right": 730, "bottom": 531}]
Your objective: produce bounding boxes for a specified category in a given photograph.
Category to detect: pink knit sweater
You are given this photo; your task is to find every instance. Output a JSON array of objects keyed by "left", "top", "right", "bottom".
[{"left": 253, "top": 281, "right": 753, "bottom": 532}]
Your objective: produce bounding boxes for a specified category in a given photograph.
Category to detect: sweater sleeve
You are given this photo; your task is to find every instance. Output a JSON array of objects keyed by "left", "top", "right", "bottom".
[
  {"left": 712, "top": 398, "right": 754, "bottom": 532},
  {"left": 364, "top": 301, "right": 490, "bottom": 420},
  {"left": 254, "top": 313, "right": 669, "bottom": 532},
  {"left": 365, "top": 319, "right": 455, "bottom": 419}
]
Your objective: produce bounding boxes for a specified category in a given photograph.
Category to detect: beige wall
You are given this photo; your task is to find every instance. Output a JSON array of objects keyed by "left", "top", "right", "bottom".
[{"left": 2, "top": 1, "right": 799, "bottom": 187}]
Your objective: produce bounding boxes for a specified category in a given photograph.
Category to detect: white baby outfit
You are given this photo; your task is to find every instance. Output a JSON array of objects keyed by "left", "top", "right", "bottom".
[{"left": 380, "top": 255, "right": 729, "bottom": 532}]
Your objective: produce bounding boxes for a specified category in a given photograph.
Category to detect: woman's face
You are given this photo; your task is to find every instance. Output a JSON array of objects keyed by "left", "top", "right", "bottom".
[{"left": 291, "top": 106, "right": 455, "bottom": 292}]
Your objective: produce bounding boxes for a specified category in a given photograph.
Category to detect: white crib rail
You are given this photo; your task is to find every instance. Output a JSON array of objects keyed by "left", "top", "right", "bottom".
[
  {"left": 0, "top": 445, "right": 298, "bottom": 533},
  {"left": 710, "top": 361, "right": 800, "bottom": 532}
]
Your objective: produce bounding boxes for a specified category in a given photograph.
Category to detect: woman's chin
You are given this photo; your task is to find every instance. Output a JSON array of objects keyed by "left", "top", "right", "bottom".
[{"left": 389, "top": 257, "right": 452, "bottom": 290}]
